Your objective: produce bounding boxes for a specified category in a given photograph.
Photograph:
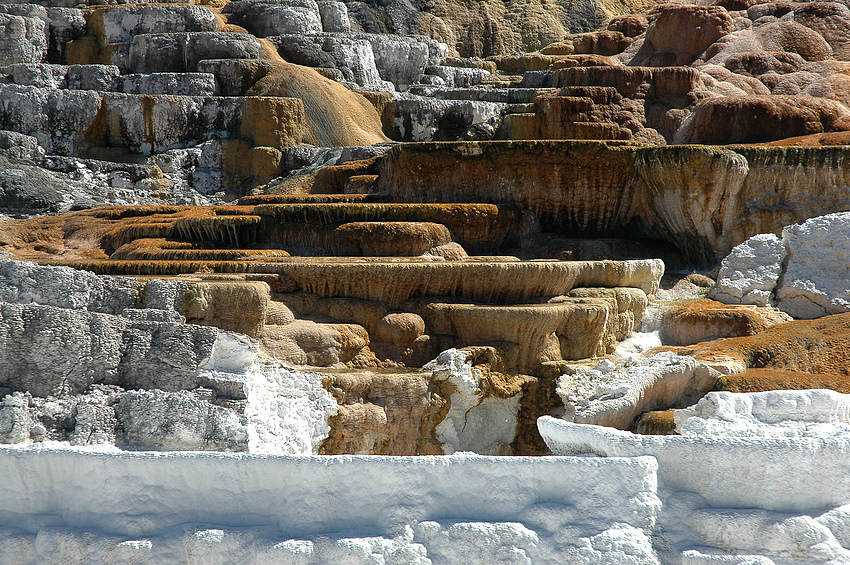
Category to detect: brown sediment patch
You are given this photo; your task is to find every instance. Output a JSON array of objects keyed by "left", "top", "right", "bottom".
[
  {"left": 248, "top": 39, "right": 388, "bottom": 147},
  {"left": 713, "top": 368, "right": 850, "bottom": 393},
  {"left": 759, "top": 131, "right": 850, "bottom": 147},
  {"left": 666, "top": 312, "right": 850, "bottom": 375},
  {"left": 632, "top": 409, "right": 677, "bottom": 435},
  {"left": 511, "top": 374, "right": 563, "bottom": 455}
]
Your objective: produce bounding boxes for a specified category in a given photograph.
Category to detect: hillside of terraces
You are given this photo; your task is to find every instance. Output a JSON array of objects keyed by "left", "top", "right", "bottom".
[{"left": 4, "top": 0, "right": 850, "bottom": 561}]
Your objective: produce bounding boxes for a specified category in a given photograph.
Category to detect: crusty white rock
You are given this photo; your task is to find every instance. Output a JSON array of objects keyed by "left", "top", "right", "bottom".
[
  {"left": 775, "top": 211, "right": 850, "bottom": 318},
  {"left": 711, "top": 233, "right": 785, "bottom": 307},
  {"left": 714, "top": 213, "right": 850, "bottom": 319},
  {"left": 425, "top": 348, "right": 519, "bottom": 455},
  {"left": 556, "top": 352, "right": 718, "bottom": 429}
]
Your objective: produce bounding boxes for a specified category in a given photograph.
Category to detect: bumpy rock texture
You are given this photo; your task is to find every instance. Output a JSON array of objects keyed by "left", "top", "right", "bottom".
[
  {"left": 714, "top": 212, "right": 850, "bottom": 319},
  {"left": 5, "top": 0, "right": 850, "bottom": 561},
  {"left": 0, "top": 260, "right": 337, "bottom": 453}
]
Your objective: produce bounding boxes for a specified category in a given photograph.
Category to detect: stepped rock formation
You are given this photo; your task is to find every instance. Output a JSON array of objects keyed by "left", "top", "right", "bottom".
[
  {"left": 5, "top": 0, "right": 850, "bottom": 562},
  {"left": 378, "top": 141, "right": 850, "bottom": 263}
]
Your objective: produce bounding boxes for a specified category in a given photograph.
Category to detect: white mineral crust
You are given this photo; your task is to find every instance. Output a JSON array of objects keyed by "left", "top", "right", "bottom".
[{"left": 712, "top": 233, "right": 785, "bottom": 307}]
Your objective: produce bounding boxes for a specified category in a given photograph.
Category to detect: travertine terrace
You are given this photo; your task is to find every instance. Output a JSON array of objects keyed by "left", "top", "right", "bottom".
[{"left": 3, "top": 0, "right": 850, "bottom": 561}]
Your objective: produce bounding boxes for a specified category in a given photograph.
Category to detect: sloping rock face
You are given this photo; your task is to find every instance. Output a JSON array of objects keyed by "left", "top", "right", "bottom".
[
  {"left": 659, "top": 298, "right": 791, "bottom": 346},
  {"left": 670, "top": 311, "right": 850, "bottom": 377}
]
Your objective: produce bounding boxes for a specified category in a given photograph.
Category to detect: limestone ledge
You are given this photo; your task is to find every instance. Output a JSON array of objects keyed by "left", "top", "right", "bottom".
[
  {"left": 377, "top": 141, "right": 850, "bottom": 263},
  {"left": 0, "top": 449, "right": 660, "bottom": 564}
]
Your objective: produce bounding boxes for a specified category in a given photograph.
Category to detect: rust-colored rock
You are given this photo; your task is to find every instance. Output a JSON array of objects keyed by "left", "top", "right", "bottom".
[
  {"left": 713, "top": 368, "right": 850, "bottom": 394},
  {"left": 676, "top": 95, "right": 850, "bottom": 145},
  {"left": 724, "top": 51, "right": 805, "bottom": 77},
  {"left": 756, "top": 21, "right": 833, "bottom": 62},
  {"left": 606, "top": 15, "right": 648, "bottom": 38},
  {"left": 660, "top": 298, "right": 792, "bottom": 346},
  {"left": 792, "top": 2, "right": 850, "bottom": 59},
  {"left": 570, "top": 31, "right": 633, "bottom": 56},
  {"left": 330, "top": 222, "right": 453, "bottom": 257},
  {"left": 669, "top": 312, "right": 850, "bottom": 376},
  {"left": 646, "top": 5, "right": 736, "bottom": 65}
]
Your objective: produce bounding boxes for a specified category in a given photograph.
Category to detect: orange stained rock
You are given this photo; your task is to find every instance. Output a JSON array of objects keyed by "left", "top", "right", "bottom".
[
  {"left": 760, "top": 131, "right": 850, "bottom": 146},
  {"left": 661, "top": 298, "right": 791, "bottom": 346},
  {"left": 248, "top": 39, "right": 388, "bottom": 147},
  {"left": 632, "top": 409, "right": 677, "bottom": 435},
  {"left": 667, "top": 312, "right": 850, "bottom": 376},
  {"left": 714, "top": 368, "right": 850, "bottom": 394}
]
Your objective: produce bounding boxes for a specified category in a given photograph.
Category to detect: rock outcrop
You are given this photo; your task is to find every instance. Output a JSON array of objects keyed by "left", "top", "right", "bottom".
[
  {"left": 538, "top": 391, "right": 850, "bottom": 562},
  {"left": 555, "top": 352, "right": 718, "bottom": 429},
  {"left": 0, "top": 260, "right": 338, "bottom": 452},
  {"left": 378, "top": 141, "right": 850, "bottom": 264},
  {"left": 659, "top": 298, "right": 791, "bottom": 346},
  {"left": 670, "top": 311, "right": 850, "bottom": 377},
  {"left": 714, "top": 212, "right": 850, "bottom": 318}
]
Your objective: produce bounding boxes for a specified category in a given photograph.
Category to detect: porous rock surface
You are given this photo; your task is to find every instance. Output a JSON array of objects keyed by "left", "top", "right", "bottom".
[
  {"left": 556, "top": 351, "right": 719, "bottom": 429},
  {"left": 714, "top": 212, "right": 850, "bottom": 319},
  {"left": 4, "top": 0, "right": 850, "bottom": 562},
  {"left": 539, "top": 388, "right": 850, "bottom": 563},
  {"left": 0, "top": 260, "right": 337, "bottom": 453}
]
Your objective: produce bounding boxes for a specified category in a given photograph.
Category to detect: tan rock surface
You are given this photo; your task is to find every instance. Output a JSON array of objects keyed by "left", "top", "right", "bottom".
[
  {"left": 259, "top": 319, "right": 374, "bottom": 367},
  {"left": 247, "top": 39, "right": 388, "bottom": 147},
  {"left": 281, "top": 259, "right": 664, "bottom": 306},
  {"left": 668, "top": 312, "right": 850, "bottom": 376},
  {"left": 182, "top": 280, "right": 269, "bottom": 338},
  {"left": 660, "top": 298, "right": 792, "bottom": 346},
  {"left": 373, "top": 312, "right": 426, "bottom": 344},
  {"left": 316, "top": 297, "right": 387, "bottom": 332},
  {"left": 567, "top": 287, "right": 648, "bottom": 339},
  {"left": 265, "top": 300, "right": 295, "bottom": 325},
  {"left": 320, "top": 369, "right": 446, "bottom": 455},
  {"left": 409, "top": 0, "right": 655, "bottom": 59}
]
